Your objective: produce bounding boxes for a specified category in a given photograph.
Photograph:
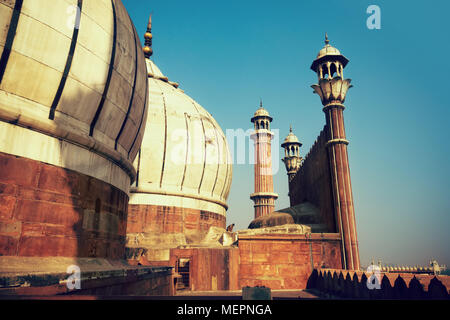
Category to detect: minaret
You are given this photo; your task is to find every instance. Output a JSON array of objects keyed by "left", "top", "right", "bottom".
[
  {"left": 311, "top": 34, "right": 360, "bottom": 270},
  {"left": 250, "top": 101, "right": 278, "bottom": 219},
  {"left": 282, "top": 125, "right": 303, "bottom": 182}
]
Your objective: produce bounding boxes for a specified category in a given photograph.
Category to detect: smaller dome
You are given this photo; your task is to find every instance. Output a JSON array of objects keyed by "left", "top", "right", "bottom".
[
  {"left": 254, "top": 106, "right": 270, "bottom": 118},
  {"left": 146, "top": 59, "right": 169, "bottom": 82},
  {"left": 282, "top": 126, "right": 302, "bottom": 147},
  {"left": 311, "top": 34, "right": 349, "bottom": 72},
  {"left": 251, "top": 101, "right": 273, "bottom": 123},
  {"left": 316, "top": 43, "right": 342, "bottom": 60}
]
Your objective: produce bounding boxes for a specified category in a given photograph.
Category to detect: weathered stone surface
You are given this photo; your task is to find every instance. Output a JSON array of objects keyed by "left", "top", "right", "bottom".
[
  {"left": 0, "top": 0, "right": 148, "bottom": 170},
  {"left": 239, "top": 224, "right": 311, "bottom": 235},
  {"left": 127, "top": 204, "right": 226, "bottom": 235},
  {"left": 239, "top": 233, "right": 342, "bottom": 290},
  {"left": 242, "top": 286, "right": 271, "bottom": 300},
  {"left": 0, "top": 257, "right": 174, "bottom": 296},
  {"left": 0, "top": 152, "right": 128, "bottom": 259},
  {"left": 247, "top": 212, "right": 295, "bottom": 229}
]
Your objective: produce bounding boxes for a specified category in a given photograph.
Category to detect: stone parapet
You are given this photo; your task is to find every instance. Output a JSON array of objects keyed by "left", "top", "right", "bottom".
[
  {"left": 0, "top": 257, "right": 174, "bottom": 296},
  {"left": 307, "top": 269, "right": 450, "bottom": 299}
]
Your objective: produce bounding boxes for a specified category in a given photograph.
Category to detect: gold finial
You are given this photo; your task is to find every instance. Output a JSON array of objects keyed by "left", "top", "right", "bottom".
[
  {"left": 290, "top": 124, "right": 293, "bottom": 133},
  {"left": 143, "top": 14, "right": 153, "bottom": 58},
  {"left": 259, "top": 98, "right": 263, "bottom": 109},
  {"left": 325, "top": 32, "right": 330, "bottom": 45},
  {"left": 147, "top": 14, "right": 152, "bottom": 31}
]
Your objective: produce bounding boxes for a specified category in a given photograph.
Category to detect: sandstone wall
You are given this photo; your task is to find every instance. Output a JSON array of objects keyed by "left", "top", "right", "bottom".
[
  {"left": 127, "top": 204, "right": 226, "bottom": 235},
  {"left": 0, "top": 152, "right": 128, "bottom": 259},
  {"left": 289, "top": 126, "right": 336, "bottom": 232},
  {"left": 239, "top": 233, "right": 342, "bottom": 290}
]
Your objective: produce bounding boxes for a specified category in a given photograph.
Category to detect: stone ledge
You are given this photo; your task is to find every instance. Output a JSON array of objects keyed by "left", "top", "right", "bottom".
[{"left": 0, "top": 257, "right": 173, "bottom": 293}]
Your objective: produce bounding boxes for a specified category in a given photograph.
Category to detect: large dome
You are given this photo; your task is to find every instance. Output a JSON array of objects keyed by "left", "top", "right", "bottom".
[
  {"left": 0, "top": 0, "right": 148, "bottom": 191},
  {"left": 130, "top": 59, "right": 232, "bottom": 218}
]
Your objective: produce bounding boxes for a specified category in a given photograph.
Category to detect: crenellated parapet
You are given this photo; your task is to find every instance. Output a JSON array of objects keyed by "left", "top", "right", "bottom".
[{"left": 307, "top": 269, "right": 450, "bottom": 299}]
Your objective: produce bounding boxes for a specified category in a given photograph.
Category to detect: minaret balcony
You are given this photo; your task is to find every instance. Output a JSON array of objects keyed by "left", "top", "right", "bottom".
[{"left": 311, "top": 77, "right": 352, "bottom": 106}]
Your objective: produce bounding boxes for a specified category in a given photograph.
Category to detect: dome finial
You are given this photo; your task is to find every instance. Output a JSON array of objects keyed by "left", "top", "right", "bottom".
[
  {"left": 259, "top": 97, "right": 263, "bottom": 109},
  {"left": 325, "top": 32, "right": 330, "bottom": 45},
  {"left": 143, "top": 14, "right": 153, "bottom": 58},
  {"left": 290, "top": 124, "right": 293, "bottom": 133}
]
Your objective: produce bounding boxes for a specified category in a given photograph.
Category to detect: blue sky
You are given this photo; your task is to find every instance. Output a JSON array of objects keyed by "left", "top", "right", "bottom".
[{"left": 123, "top": 0, "right": 450, "bottom": 268}]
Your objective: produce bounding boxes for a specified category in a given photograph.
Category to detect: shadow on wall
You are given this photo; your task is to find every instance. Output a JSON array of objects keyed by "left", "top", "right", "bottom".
[
  {"left": 0, "top": 85, "right": 132, "bottom": 288},
  {"left": 306, "top": 269, "right": 449, "bottom": 299}
]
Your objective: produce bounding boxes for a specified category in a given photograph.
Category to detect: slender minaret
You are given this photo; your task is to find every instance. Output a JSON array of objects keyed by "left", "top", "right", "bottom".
[
  {"left": 282, "top": 125, "right": 302, "bottom": 182},
  {"left": 250, "top": 101, "right": 278, "bottom": 219},
  {"left": 311, "top": 34, "right": 360, "bottom": 270}
]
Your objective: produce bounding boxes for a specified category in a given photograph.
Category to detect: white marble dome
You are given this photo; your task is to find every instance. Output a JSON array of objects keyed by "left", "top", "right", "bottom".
[
  {"left": 130, "top": 59, "right": 233, "bottom": 216},
  {"left": 0, "top": 0, "right": 148, "bottom": 191}
]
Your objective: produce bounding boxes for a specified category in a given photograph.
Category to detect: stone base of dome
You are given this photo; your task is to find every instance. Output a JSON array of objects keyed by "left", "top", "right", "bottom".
[
  {"left": 127, "top": 204, "right": 226, "bottom": 235},
  {"left": 0, "top": 152, "right": 128, "bottom": 259}
]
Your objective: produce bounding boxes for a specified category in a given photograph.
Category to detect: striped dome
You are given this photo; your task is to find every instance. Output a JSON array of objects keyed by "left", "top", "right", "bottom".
[
  {"left": 0, "top": 0, "right": 148, "bottom": 189},
  {"left": 130, "top": 59, "right": 232, "bottom": 217}
]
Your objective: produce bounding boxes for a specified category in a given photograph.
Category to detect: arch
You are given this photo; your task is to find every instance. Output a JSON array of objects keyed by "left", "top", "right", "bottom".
[
  {"left": 322, "top": 63, "right": 329, "bottom": 79},
  {"left": 329, "top": 63, "right": 338, "bottom": 79},
  {"left": 380, "top": 275, "right": 393, "bottom": 299},
  {"left": 393, "top": 276, "right": 408, "bottom": 299},
  {"left": 428, "top": 277, "right": 449, "bottom": 299},
  {"left": 408, "top": 277, "right": 425, "bottom": 299}
]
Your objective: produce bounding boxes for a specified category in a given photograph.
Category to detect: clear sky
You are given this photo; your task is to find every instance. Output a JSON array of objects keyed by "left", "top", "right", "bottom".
[{"left": 123, "top": 0, "right": 450, "bottom": 268}]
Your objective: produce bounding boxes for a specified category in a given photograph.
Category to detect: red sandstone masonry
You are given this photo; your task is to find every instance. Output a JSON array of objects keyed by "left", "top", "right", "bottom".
[
  {"left": 138, "top": 247, "right": 240, "bottom": 291},
  {"left": 127, "top": 204, "right": 225, "bottom": 234},
  {"left": 325, "top": 106, "right": 360, "bottom": 270},
  {"left": 289, "top": 127, "right": 336, "bottom": 233},
  {"left": 0, "top": 152, "right": 128, "bottom": 259},
  {"left": 239, "top": 233, "right": 342, "bottom": 290}
]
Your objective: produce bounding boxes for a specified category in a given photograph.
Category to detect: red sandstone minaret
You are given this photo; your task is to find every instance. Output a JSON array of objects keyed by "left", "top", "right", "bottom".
[
  {"left": 250, "top": 101, "right": 278, "bottom": 219},
  {"left": 311, "top": 34, "right": 360, "bottom": 270}
]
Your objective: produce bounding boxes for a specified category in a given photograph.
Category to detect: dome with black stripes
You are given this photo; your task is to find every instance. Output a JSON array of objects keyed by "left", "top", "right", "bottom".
[{"left": 0, "top": 0, "right": 148, "bottom": 191}]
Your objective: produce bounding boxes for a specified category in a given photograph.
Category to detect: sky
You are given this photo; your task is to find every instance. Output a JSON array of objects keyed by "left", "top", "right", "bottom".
[{"left": 123, "top": 0, "right": 450, "bottom": 268}]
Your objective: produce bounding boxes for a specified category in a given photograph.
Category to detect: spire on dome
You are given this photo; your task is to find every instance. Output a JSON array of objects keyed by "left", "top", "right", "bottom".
[
  {"left": 325, "top": 32, "right": 330, "bottom": 45},
  {"left": 143, "top": 14, "right": 153, "bottom": 58}
]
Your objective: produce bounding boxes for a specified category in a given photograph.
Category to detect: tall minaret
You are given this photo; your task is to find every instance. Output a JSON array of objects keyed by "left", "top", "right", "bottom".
[
  {"left": 282, "top": 125, "right": 302, "bottom": 182},
  {"left": 250, "top": 101, "right": 278, "bottom": 219},
  {"left": 311, "top": 34, "right": 360, "bottom": 270}
]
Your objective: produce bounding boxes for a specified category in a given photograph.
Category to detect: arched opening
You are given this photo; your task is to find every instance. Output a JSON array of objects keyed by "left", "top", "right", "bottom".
[{"left": 330, "top": 63, "right": 337, "bottom": 78}]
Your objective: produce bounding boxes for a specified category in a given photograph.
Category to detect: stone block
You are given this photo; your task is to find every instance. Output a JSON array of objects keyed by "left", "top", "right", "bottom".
[
  {"left": 0, "top": 235, "right": 18, "bottom": 256},
  {"left": 15, "top": 199, "right": 82, "bottom": 226},
  {"left": 0, "top": 154, "right": 40, "bottom": 187},
  {"left": 0, "top": 195, "right": 16, "bottom": 220},
  {"left": 242, "top": 286, "right": 271, "bottom": 300}
]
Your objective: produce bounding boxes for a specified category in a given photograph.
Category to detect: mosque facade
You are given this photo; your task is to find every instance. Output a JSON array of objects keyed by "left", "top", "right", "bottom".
[
  {"left": 0, "top": 0, "right": 356, "bottom": 294},
  {"left": 2, "top": 0, "right": 447, "bottom": 299}
]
